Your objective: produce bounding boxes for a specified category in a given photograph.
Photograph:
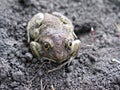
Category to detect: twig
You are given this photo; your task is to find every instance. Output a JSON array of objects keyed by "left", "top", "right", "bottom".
[
  {"left": 48, "top": 58, "right": 73, "bottom": 73},
  {"left": 91, "top": 27, "right": 96, "bottom": 42},
  {"left": 112, "top": 58, "right": 120, "bottom": 64},
  {"left": 114, "top": 23, "right": 120, "bottom": 37},
  {"left": 26, "top": 62, "right": 47, "bottom": 89},
  {"left": 40, "top": 79, "right": 46, "bottom": 90},
  {"left": 81, "top": 43, "right": 94, "bottom": 48},
  {"left": 47, "top": 61, "right": 68, "bottom": 73},
  {"left": 51, "top": 85, "right": 55, "bottom": 90}
]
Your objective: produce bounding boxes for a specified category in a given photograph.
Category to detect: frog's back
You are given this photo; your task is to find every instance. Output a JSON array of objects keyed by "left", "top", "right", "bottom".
[
  {"left": 41, "top": 13, "right": 74, "bottom": 33},
  {"left": 42, "top": 13, "right": 63, "bottom": 29},
  {"left": 27, "top": 12, "right": 74, "bottom": 42}
]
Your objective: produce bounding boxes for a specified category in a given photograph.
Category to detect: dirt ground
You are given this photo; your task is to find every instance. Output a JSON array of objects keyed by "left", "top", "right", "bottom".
[{"left": 0, "top": 0, "right": 120, "bottom": 90}]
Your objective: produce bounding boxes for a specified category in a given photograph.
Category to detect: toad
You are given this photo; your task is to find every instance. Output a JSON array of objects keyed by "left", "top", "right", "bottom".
[{"left": 27, "top": 12, "right": 80, "bottom": 63}]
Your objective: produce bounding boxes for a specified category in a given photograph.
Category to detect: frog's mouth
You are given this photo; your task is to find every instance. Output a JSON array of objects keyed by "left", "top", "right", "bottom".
[
  {"left": 41, "top": 50, "right": 77, "bottom": 63},
  {"left": 41, "top": 56, "right": 71, "bottom": 63},
  {"left": 41, "top": 57, "right": 58, "bottom": 62}
]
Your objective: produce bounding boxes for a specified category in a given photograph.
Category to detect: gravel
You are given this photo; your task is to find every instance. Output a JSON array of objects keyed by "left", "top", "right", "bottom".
[{"left": 0, "top": 0, "right": 120, "bottom": 90}]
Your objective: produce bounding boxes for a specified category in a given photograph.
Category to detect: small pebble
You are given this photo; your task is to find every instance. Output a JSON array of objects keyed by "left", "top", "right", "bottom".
[
  {"left": 64, "top": 78, "right": 71, "bottom": 87},
  {"left": 12, "top": 71, "right": 25, "bottom": 82},
  {"left": 37, "top": 70, "right": 43, "bottom": 76},
  {"left": 10, "top": 81, "right": 20, "bottom": 88},
  {"left": 22, "top": 22, "right": 27, "bottom": 27},
  {"left": 25, "top": 53, "right": 33, "bottom": 61},
  {"left": 21, "top": 58, "right": 27, "bottom": 62},
  {"left": 65, "top": 66, "right": 73, "bottom": 73}
]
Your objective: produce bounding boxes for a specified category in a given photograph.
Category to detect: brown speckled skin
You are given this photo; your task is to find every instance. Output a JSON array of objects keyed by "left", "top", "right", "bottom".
[{"left": 27, "top": 13, "right": 80, "bottom": 63}]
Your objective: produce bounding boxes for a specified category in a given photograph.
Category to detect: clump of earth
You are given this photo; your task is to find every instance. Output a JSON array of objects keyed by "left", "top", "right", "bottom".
[{"left": 0, "top": 0, "right": 120, "bottom": 90}]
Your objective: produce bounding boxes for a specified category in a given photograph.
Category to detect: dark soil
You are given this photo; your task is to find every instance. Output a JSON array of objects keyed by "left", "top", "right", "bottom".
[{"left": 0, "top": 0, "right": 120, "bottom": 90}]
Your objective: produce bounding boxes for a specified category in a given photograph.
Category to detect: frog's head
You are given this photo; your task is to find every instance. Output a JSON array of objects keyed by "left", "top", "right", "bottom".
[{"left": 38, "top": 30, "right": 81, "bottom": 63}]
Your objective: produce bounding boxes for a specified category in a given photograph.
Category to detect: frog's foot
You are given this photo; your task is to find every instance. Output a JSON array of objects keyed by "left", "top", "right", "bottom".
[
  {"left": 48, "top": 57, "right": 73, "bottom": 73},
  {"left": 30, "top": 41, "right": 41, "bottom": 59},
  {"left": 52, "top": 12, "right": 74, "bottom": 31},
  {"left": 27, "top": 13, "right": 44, "bottom": 42}
]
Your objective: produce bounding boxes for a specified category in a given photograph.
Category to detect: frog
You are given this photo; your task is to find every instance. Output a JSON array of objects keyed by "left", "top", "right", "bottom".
[{"left": 27, "top": 12, "right": 81, "bottom": 63}]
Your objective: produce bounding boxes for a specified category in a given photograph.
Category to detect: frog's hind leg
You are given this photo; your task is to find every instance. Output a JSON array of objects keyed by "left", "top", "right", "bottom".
[
  {"left": 27, "top": 13, "right": 44, "bottom": 42},
  {"left": 52, "top": 12, "right": 72, "bottom": 24},
  {"left": 52, "top": 12, "right": 74, "bottom": 31},
  {"left": 52, "top": 12, "right": 78, "bottom": 39}
]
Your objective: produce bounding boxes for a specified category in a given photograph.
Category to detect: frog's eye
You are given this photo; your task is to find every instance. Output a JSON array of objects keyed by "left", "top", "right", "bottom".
[
  {"left": 67, "top": 41, "right": 72, "bottom": 49},
  {"left": 43, "top": 42, "right": 51, "bottom": 50}
]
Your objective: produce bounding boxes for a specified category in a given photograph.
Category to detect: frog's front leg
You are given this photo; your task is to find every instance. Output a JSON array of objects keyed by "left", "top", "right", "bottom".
[
  {"left": 30, "top": 41, "right": 42, "bottom": 59},
  {"left": 71, "top": 40, "right": 81, "bottom": 57}
]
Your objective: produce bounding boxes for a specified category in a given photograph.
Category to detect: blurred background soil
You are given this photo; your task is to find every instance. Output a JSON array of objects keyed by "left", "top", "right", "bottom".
[{"left": 0, "top": 0, "right": 120, "bottom": 90}]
